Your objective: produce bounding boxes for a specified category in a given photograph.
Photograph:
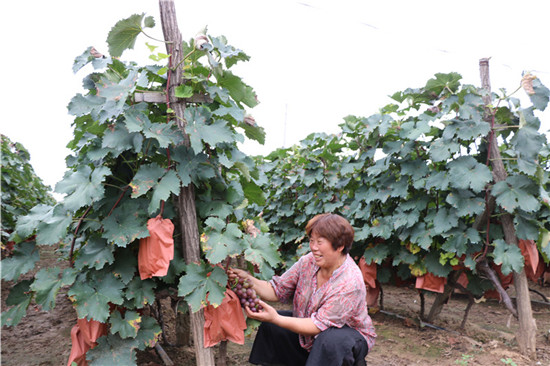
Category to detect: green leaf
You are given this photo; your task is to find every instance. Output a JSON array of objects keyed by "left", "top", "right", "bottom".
[
  {"left": 102, "top": 199, "right": 149, "bottom": 247},
  {"left": 1, "top": 241, "right": 39, "bottom": 281},
  {"left": 55, "top": 165, "right": 110, "bottom": 211},
  {"left": 110, "top": 310, "right": 141, "bottom": 339},
  {"left": 111, "top": 247, "right": 138, "bottom": 284},
  {"left": 30, "top": 267, "right": 77, "bottom": 311},
  {"left": 102, "top": 124, "right": 143, "bottom": 154},
  {"left": 424, "top": 251, "right": 452, "bottom": 277},
  {"left": 35, "top": 204, "right": 72, "bottom": 245},
  {"left": 1, "top": 280, "right": 32, "bottom": 327},
  {"left": 135, "top": 316, "right": 162, "bottom": 350},
  {"left": 244, "top": 233, "right": 281, "bottom": 268},
  {"left": 217, "top": 70, "right": 258, "bottom": 108},
  {"left": 178, "top": 263, "right": 227, "bottom": 312},
  {"left": 529, "top": 77, "right": 550, "bottom": 111},
  {"left": 425, "top": 72, "right": 462, "bottom": 95},
  {"left": 74, "top": 237, "right": 115, "bottom": 270},
  {"left": 175, "top": 84, "right": 194, "bottom": 98},
  {"left": 447, "top": 156, "right": 492, "bottom": 192},
  {"left": 15, "top": 204, "right": 52, "bottom": 238},
  {"left": 67, "top": 93, "right": 105, "bottom": 119},
  {"left": 202, "top": 223, "right": 244, "bottom": 264},
  {"left": 124, "top": 104, "right": 151, "bottom": 133},
  {"left": 143, "top": 122, "right": 182, "bottom": 148},
  {"left": 149, "top": 170, "right": 180, "bottom": 214},
  {"left": 171, "top": 146, "right": 209, "bottom": 186},
  {"left": 130, "top": 163, "right": 165, "bottom": 198},
  {"left": 185, "top": 110, "right": 235, "bottom": 153},
  {"left": 68, "top": 272, "right": 125, "bottom": 322},
  {"left": 445, "top": 190, "right": 485, "bottom": 217},
  {"left": 429, "top": 139, "right": 460, "bottom": 163},
  {"left": 125, "top": 277, "right": 156, "bottom": 308},
  {"left": 86, "top": 334, "right": 138, "bottom": 365},
  {"left": 492, "top": 239, "right": 524, "bottom": 275},
  {"left": 240, "top": 177, "right": 266, "bottom": 206},
  {"left": 491, "top": 175, "right": 540, "bottom": 213},
  {"left": 107, "top": 13, "right": 155, "bottom": 57}
]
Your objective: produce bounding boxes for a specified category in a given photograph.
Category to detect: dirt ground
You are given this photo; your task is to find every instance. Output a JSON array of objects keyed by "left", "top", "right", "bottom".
[{"left": 2, "top": 246, "right": 550, "bottom": 366}]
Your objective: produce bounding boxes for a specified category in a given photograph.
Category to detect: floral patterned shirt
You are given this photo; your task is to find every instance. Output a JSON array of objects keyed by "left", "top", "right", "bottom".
[{"left": 270, "top": 252, "right": 376, "bottom": 351}]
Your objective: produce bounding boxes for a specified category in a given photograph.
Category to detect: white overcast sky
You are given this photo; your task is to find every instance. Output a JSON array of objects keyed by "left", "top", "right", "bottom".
[{"left": 1, "top": 0, "right": 549, "bottom": 190}]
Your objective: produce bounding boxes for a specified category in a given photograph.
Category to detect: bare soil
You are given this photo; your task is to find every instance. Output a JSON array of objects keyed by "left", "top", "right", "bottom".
[{"left": 3, "top": 246, "right": 550, "bottom": 366}]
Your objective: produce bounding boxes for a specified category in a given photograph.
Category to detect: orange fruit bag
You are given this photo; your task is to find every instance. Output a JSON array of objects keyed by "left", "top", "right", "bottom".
[{"left": 138, "top": 215, "right": 175, "bottom": 280}]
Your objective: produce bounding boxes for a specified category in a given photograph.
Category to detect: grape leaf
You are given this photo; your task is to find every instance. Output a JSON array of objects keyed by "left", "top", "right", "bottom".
[
  {"left": 111, "top": 247, "right": 138, "bottom": 284},
  {"left": 86, "top": 334, "right": 138, "bottom": 366},
  {"left": 178, "top": 263, "right": 227, "bottom": 312},
  {"left": 202, "top": 223, "right": 244, "bottom": 264},
  {"left": 102, "top": 124, "right": 143, "bottom": 154},
  {"left": 135, "top": 316, "right": 162, "bottom": 350},
  {"left": 445, "top": 190, "right": 485, "bottom": 217},
  {"left": 1, "top": 241, "right": 39, "bottom": 281},
  {"left": 107, "top": 13, "right": 155, "bottom": 57},
  {"left": 529, "top": 78, "right": 550, "bottom": 111},
  {"left": 74, "top": 237, "right": 115, "bottom": 271},
  {"left": 67, "top": 93, "right": 105, "bottom": 119},
  {"left": 30, "top": 267, "right": 77, "bottom": 311},
  {"left": 102, "top": 199, "right": 149, "bottom": 247},
  {"left": 447, "top": 156, "right": 492, "bottom": 192},
  {"left": 124, "top": 104, "right": 151, "bottom": 133},
  {"left": 110, "top": 310, "right": 141, "bottom": 339},
  {"left": 244, "top": 233, "right": 282, "bottom": 269},
  {"left": 143, "top": 122, "right": 182, "bottom": 148},
  {"left": 149, "top": 170, "right": 181, "bottom": 214},
  {"left": 492, "top": 239, "right": 524, "bottom": 275},
  {"left": 68, "top": 272, "right": 125, "bottom": 322},
  {"left": 185, "top": 111, "right": 236, "bottom": 153},
  {"left": 217, "top": 70, "right": 259, "bottom": 108},
  {"left": 1, "top": 280, "right": 33, "bottom": 327},
  {"left": 14, "top": 204, "right": 53, "bottom": 238},
  {"left": 425, "top": 72, "right": 462, "bottom": 95},
  {"left": 55, "top": 165, "right": 110, "bottom": 211},
  {"left": 130, "top": 163, "right": 165, "bottom": 198},
  {"left": 125, "top": 277, "right": 156, "bottom": 308},
  {"left": 491, "top": 175, "right": 540, "bottom": 213}
]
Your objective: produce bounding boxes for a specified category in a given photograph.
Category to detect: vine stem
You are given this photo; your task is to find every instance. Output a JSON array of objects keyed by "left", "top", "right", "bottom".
[{"left": 69, "top": 206, "right": 92, "bottom": 267}]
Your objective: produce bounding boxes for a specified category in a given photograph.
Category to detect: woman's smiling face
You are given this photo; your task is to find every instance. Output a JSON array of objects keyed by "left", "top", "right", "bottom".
[{"left": 309, "top": 232, "right": 343, "bottom": 269}]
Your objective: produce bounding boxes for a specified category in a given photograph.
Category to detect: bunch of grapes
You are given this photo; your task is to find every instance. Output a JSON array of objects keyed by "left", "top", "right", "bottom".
[{"left": 233, "top": 277, "right": 263, "bottom": 313}]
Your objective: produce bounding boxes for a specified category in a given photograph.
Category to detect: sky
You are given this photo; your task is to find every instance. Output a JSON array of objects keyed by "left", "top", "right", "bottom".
[{"left": 1, "top": 0, "right": 549, "bottom": 192}]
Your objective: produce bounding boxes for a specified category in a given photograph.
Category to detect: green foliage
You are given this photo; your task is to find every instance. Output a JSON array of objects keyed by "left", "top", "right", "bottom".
[
  {"left": 1, "top": 13, "right": 278, "bottom": 365},
  {"left": 248, "top": 71, "right": 550, "bottom": 302},
  {"left": 1, "top": 135, "right": 55, "bottom": 247}
]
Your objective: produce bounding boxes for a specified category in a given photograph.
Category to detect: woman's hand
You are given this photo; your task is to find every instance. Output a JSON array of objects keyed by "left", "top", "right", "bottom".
[
  {"left": 227, "top": 267, "right": 252, "bottom": 283},
  {"left": 244, "top": 300, "right": 279, "bottom": 323}
]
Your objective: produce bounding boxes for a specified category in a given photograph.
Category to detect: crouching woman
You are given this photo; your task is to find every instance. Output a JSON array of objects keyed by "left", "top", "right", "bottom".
[{"left": 228, "top": 213, "right": 376, "bottom": 366}]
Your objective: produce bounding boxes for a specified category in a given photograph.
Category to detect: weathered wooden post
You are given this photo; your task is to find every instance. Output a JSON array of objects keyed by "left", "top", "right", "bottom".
[
  {"left": 479, "top": 57, "right": 537, "bottom": 359},
  {"left": 158, "top": 0, "right": 216, "bottom": 364}
]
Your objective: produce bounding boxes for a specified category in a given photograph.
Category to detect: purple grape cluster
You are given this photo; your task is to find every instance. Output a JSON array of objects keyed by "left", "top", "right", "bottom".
[{"left": 233, "top": 277, "right": 263, "bottom": 313}]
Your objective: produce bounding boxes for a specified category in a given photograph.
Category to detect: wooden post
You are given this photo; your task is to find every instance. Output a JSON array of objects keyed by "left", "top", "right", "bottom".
[
  {"left": 158, "top": 1, "right": 216, "bottom": 365},
  {"left": 479, "top": 58, "right": 537, "bottom": 359}
]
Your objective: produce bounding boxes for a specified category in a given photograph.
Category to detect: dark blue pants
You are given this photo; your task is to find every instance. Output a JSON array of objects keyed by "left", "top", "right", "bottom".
[{"left": 249, "top": 311, "right": 368, "bottom": 366}]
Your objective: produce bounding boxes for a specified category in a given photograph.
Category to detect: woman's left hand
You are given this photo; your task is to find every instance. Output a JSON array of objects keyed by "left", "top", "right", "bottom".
[{"left": 244, "top": 300, "right": 279, "bottom": 323}]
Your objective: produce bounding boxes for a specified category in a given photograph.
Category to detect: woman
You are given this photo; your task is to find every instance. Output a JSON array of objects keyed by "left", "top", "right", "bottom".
[{"left": 228, "top": 213, "right": 376, "bottom": 366}]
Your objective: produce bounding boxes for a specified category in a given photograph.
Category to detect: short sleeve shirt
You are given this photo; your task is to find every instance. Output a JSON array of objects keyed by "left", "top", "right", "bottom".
[{"left": 270, "top": 253, "right": 376, "bottom": 351}]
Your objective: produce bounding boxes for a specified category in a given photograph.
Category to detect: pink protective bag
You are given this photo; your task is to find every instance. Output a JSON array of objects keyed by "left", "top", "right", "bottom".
[
  {"left": 138, "top": 215, "right": 175, "bottom": 280},
  {"left": 66, "top": 318, "right": 107, "bottom": 366},
  {"left": 415, "top": 272, "right": 447, "bottom": 293},
  {"left": 203, "top": 288, "right": 247, "bottom": 348}
]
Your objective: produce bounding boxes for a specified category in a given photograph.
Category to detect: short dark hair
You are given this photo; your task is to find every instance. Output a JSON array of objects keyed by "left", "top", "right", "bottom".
[{"left": 305, "top": 213, "right": 355, "bottom": 254}]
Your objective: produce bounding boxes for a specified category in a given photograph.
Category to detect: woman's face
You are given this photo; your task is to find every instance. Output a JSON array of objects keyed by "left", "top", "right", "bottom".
[{"left": 309, "top": 232, "right": 343, "bottom": 269}]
